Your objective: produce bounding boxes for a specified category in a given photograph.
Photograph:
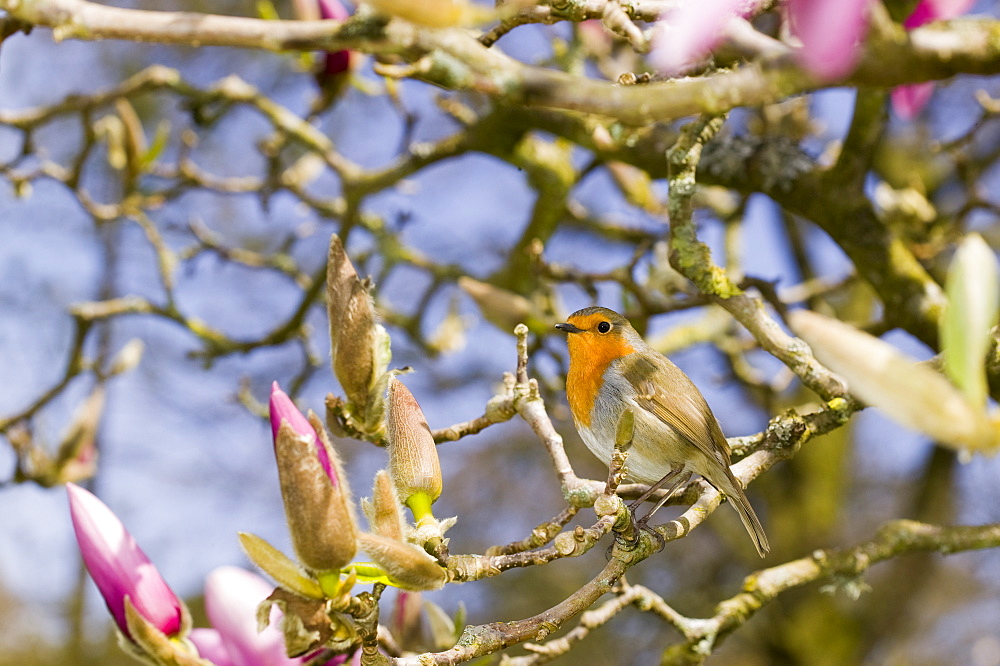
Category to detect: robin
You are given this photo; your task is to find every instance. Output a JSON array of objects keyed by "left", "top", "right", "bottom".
[{"left": 556, "top": 306, "right": 769, "bottom": 557}]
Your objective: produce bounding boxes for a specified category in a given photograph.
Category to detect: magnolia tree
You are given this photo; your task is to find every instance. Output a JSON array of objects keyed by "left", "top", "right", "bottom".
[{"left": 3, "top": 0, "right": 1000, "bottom": 663}]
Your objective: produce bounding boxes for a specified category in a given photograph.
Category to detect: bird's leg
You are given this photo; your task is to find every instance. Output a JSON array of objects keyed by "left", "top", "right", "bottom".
[
  {"left": 615, "top": 469, "right": 690, "bottom": 551},
  {"left": 636, "top": 471, "right": 693, "bottom": 527},
  {"left": 628, "top": 467, "right": 686, "bottom": 512}
]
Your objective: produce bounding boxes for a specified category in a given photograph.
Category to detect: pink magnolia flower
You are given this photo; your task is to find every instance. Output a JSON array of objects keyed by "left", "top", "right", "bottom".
[
  {"left": 892, "top": 0, "right": 976, "bottom": 118},
  {"left": 317, "top": 0, "right": 353, "bottom": 79},
  {"left": 787, "top": 0, "right": 872, "bottom": 80},
  {"left": 651, "top": 0, "right": 874, "bottom": 81},
  {"left": 202, "top": 566, "right": 303, "bottom": 666},
  {"left": 66, "top": 483, "right": 183, "bottom": 640},
  {"left": 292, "top": 0, "right": 354, "bottom": 84},
  {"left": 189, "top": 628, "right": 237, "bottom": 666},
  {"left": 649, "top": 0, "right": 748, "bottom": 76},
  {"left": 892, "top": 82, "right": 935, "bottom": 119},
  {"left": 269, "top": 381, "right": 334, "bottom": 483},
  {"left": 194, "top": 568, "right": 357, "bottom": 665}
]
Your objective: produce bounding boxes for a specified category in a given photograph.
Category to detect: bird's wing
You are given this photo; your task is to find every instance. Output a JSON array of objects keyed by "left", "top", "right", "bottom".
[{"left": 618, "top": 353, "right": 732, "bottom": 463}]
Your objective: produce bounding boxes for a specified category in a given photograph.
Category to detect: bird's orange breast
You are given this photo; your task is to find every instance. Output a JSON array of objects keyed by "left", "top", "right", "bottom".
[{"left": 565, "top": 333, "right": 635, "bottom": 428}]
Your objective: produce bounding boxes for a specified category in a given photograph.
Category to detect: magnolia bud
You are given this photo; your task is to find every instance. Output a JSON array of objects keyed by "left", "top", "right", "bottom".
[
  {"left": 121, "top": 598, "right": 203, "bottom": 666},
  {"left": 335, "top": 280, "right": 377, "bottom": 409},
  {"left": 317, "top": 0, "right": 353, "bottom": 81},
  {"left": 108, "top": 338, "right": 144, "bottom": 376},
  {"left": 326, "top": 234, "right": 392, "bottom": 433},
  {"left": 424, "top": 598, "right": 465, "bottom": 651},
  {"left": 458, "top": 276, "right": 534, "bottom": 334},
  {"left": 427, "top": 303, "right": 468, "bottom": 354},
  {"left": 52, "top": 385, "right": 105, "bottom": 486},
  {"left": 274, "top": 421, "right": 358, "bottom": 573},
  {"left": 326, "top": 234, "right": 358, "bottom": 360},
  {"left": 357, "top": 533, "right": 446, "bottom": 591},
  {"left": 308, "top": 410, "right": 353, "bottom": 499},
  {"left": 362, "top": 470, "right": 406, "bottom": 541},
  {"left": 270, "top": 383, "right": 337, "bottom": 484},
  {"left": 790, "top": 309, "right": 997, "bottom": 452},
  {"left": 389, "top": 590, "right": 425, "bottom": 651},
  {"left": 95, "top": 114, "right": 128, "bottom": 171},
  {"left": 941, "top": 233, "right": 999, "bottom": 410},
  {"left": 270, "top": 383, "right": 358, "bottom": 574},
  {"left": 386, "top": 378, "right": 442, "bottom": 518},
  {"left": 66, "top": 484, "right": 187, "bottom": 643}
]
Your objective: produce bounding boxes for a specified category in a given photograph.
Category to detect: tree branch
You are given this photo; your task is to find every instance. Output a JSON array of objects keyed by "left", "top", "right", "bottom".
[
  {"left": 660, "top": 520, "right": 1000, "bottom": 663},
  {"left": 6, "top": 0, "right": 1000, "bottom": 124}
]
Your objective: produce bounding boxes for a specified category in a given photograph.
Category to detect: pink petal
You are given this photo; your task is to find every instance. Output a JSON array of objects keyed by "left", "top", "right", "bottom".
[
  {"left": 905, "top": 1, "right": 937, "bottom": 27},
  {"left": 306, "top": 651, "right": 353, "bottom": 666},
  {"left": 269, "top": 382, "right": 335, "bottom": 484},
  {"left": 891, "top": 82, "right": 935, "bottom": 119},
  {"left": 67, "top": 484, "right": 182, "bottom": 639},
  {"left": 268, "top": 382, "right": 315, "bottom": 443},
  {"left": 204, "top": 566, "right": 303, "bottom": 666},
  {"left": 317, "top": 0, "right": 348, "bottom": 20},
  {"left": 315, "top": 0, "right": 353, "bottom": 79},
  {"left": 650, "top": 0, "right": 748, "bottom": 76},
  {"left": 788, "top": 0, "right": 872, "bottom": 80},
  {"left": 905, "top": 0, "right": 975, "bottom": 27},
  {"left": 190, "top": 628, "right": 238, "bottom": 666},
  {"left": 578, "top": 19, "right": 610, "bottom": 45},
  {"left": 891, "top": 0, "right": 973, "bottom": 119},
  {"left": 891, "top": 0, "right": 974, "bottom": 119},
  {"left": 322, "top": 50, "right": 353, "bottom": 78}
]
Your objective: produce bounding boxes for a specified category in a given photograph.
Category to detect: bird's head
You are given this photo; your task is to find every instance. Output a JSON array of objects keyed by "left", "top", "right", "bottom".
[{"left": 555, "top": 307, "right": 639, "bottom": 364}]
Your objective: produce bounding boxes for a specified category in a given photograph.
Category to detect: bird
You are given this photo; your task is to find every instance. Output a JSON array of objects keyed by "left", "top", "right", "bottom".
[{"left": 556, "top": 306, "right": 769, "bottom": 557}]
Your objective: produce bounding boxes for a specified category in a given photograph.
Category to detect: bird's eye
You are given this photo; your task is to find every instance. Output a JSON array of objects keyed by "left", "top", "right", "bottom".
[{"left": 597, "top": 321, "right": 611, "bottom": 334}]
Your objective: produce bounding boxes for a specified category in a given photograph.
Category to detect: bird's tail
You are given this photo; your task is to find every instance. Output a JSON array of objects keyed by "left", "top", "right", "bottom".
[{"left": 717, "top": 470, "right": 769, "bottom": 558}]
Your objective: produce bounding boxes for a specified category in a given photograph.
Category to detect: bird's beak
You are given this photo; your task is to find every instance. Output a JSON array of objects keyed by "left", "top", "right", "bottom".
[{"left": 555, "top": 322, "right": 584, "bottom": 334}]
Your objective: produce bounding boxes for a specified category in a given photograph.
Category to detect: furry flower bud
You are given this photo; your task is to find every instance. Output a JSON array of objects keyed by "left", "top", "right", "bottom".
[
  {"left": 269, "top": 383, "right": 358, "bottom": 573},
  {"left": 327, "top": 235, "right": 392, "bottom": 431},
  {"left": 386, "top": 378, "right": 442, "bottom": 519},
  {"left": 362, "top": 470, "right": 406, "bottom": 541},
  {"left": 357, "top": 533, "right": 446, "bottom": 591}
]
